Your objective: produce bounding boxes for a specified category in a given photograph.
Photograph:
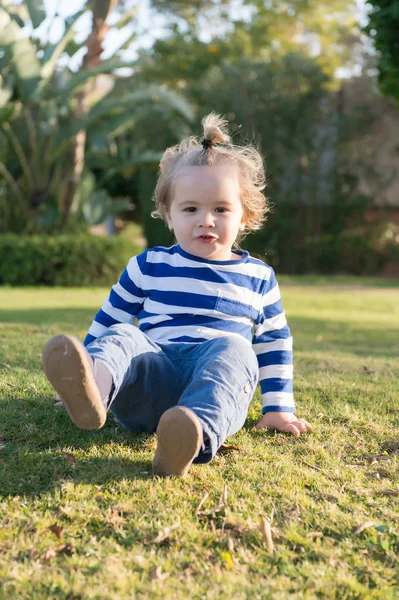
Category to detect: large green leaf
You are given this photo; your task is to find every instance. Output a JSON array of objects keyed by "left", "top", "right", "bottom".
[
  {"left": 108, "top": 30, "right": 137, "bottom": 55},
  {"left": 0, "top": 76, "right": 13, "bottom": 110},
  {"left": 8, "top": 11, "right": 25, "bottom": 28},
  {"left": 71, "top": 170, "right": 96, "bottom": 214},
  {"left": 25, "top": 0, "right": 46, "bottom": 29},
  {"left": 88, "top": 113, "right": 137, "bottom": 140},
  {"left": 113, "top": 5, "right": 139, "bottom": 29},
  {"left": 0, "top": 7, "right": 41, "bottom": 101},
  {"left": 64, "top": 59, "right": 137, "bottom": 94},
  {"left": 85, "top": 86, "right": 195, "bottom": 128},
  {"left": 82, "top": 189, "right": 110, "bottom": 226},
  {"left": 53, "top": 86, "right": 194, "bottom": 152},
  {"left": 39, "top": 10, "right": 86, "bottom": 91}
]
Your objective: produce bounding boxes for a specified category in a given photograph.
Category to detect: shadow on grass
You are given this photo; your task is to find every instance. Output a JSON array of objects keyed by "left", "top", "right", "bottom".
[
  {"left": 0, "top": 397, "right": 155, "bottom": 497},
  {"left": 1, "top": 395, "right": 270, "bottom": 498}
]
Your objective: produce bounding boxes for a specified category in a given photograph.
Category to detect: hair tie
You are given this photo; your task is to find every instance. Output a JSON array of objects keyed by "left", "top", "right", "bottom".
[{"left": 201, "top": 138, "right": 213, "bottom": 150}]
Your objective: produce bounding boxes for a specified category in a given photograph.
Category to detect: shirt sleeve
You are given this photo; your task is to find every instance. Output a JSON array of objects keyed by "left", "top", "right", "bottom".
[
  {"left": 83, "top": 253, "right": 147, "bottom": 346},
  {"left": 252, "top": 267, "right": 295, "bottom": 414}
]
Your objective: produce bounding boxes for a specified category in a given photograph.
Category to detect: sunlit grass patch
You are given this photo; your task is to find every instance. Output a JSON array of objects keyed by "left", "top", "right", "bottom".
[{"left": 0, "top": 280, "right": 398, "bottom": 599}]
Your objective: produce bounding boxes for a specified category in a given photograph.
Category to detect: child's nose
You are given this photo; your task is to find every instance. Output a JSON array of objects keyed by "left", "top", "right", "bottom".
[{"left": 199, "top": 212, "right": 215, "bottom": 227}]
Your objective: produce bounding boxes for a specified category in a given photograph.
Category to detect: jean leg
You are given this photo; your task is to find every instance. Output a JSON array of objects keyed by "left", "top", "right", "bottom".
[
  {"left": 86, "top": 324, "right": 183, "bottom": 432},
  {"left": 177, "top": 336, "right": 259, "bottom": 463}
]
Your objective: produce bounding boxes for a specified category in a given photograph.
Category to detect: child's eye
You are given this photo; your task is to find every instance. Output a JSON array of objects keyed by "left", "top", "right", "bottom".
[
  {"left": 215, "top": 207, "right": 227, "bottom": 213},
  {"left": 183, "top": 207, "right": 197, "bottom": 213}
]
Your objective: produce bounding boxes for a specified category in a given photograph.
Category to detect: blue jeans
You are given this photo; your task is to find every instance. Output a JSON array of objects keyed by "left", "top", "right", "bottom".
[{"left": 86, "top": 324, "right": 259, "bottom": 464}]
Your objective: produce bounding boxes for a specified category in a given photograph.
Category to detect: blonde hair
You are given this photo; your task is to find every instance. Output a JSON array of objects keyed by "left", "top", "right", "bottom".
[{"left": 152, "top": 112, "right": 269, "bottom": 240}]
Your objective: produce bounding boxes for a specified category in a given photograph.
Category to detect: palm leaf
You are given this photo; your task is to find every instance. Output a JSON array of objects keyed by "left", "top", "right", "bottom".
[
  {"left": 0, "top": 78, "right": 13, "bottom": 110},
  {"left": 108, "top": 30, "right": 137, "bottom": 55},
  {"left": 39, "top": 9, "right": 86, "bottom": 89},
  {"left": 85, "top": 86, "right": 195, "bottom": 127},
  {"left": 0, "top": 7, "right": 41, "bottom": 100},
  {"left": 64, "top": 59, "right": 137, "bottom": 94},
  {"left": 25, "top": 0, "right": 46, "bottom": 29},
  {"left": 0, "top": 159, "right": 24, "bottom": 204},
  {"left": 113, "top": 5, "right": 139, "bottom": 29}
]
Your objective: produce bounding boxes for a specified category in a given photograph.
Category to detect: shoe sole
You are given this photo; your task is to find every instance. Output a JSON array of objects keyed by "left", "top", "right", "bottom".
[
  {"left": 152, "top": 406, "right": 203, "bottom": 477},
  {"left": 42, "top": 334, "right": 106, "bottom": 430}
]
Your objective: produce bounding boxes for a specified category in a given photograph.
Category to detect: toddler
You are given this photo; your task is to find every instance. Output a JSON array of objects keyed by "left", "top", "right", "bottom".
[{"left": 42, "top": 113, "right": 311, "bottom": 477}]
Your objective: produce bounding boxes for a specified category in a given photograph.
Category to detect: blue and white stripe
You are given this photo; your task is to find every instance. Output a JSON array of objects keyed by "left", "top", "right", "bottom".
[{"left": 84, "top": 244, "right": 295, "bottom": 414}]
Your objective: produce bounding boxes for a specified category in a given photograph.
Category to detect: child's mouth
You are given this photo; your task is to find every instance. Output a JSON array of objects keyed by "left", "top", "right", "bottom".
[{"left": 198, "top": 235, "right": 216, "bottom": 242}]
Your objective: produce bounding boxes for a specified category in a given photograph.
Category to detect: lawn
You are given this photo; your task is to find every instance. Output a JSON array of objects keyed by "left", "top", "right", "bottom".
[{"left": 0, "top": 279, "right": 398, "bottom": 599}]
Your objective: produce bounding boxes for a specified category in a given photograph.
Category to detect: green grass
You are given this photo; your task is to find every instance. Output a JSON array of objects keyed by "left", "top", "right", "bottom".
[{"left": 0, "top": 279, "right": 398, "bottom": 600}]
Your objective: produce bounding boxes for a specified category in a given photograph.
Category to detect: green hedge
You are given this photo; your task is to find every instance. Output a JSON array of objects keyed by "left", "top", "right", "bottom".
[{"left": 0, "top": 234, "right": 142, "bottom": 286}]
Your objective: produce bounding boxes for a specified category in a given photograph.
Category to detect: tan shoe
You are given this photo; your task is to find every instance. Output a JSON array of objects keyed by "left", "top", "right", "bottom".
[
  {"left": 42, "top": 334, "right": 106, "bottom": 430},
  {"left": 152, "top": 406, "right": 203, "bottom": 477}
]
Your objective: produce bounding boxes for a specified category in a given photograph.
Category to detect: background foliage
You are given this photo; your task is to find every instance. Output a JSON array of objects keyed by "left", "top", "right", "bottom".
[
  {"left": 0, "top": 0, "right": 398, "bottom": 277},
  {"left": 364, "top": 0, "right": 399, "bottom": 102},
  {"left": 0, "top": 234, "right": 141, "bottom": 286}
]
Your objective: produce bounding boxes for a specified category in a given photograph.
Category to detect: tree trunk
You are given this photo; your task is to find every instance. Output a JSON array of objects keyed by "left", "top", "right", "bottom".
[{"left": 60, "top": 0, "right": 119, "bottom": 226}]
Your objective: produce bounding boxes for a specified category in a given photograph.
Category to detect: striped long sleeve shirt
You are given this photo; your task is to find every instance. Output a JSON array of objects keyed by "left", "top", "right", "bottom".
[{"left": 84, "top": 244, "right": 295, "bottom": 414}]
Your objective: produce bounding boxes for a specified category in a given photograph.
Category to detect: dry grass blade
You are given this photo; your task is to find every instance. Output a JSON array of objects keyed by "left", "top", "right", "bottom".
[
  {"left": 39, "top": 542, "right": 75, "bottom": 562},
  {"left": 183, "top": 566, "right": 195, "bottom": 579},
  {"left": 194, "top": 490, "right": 209, "bottom": 516},
  {"left": 259, "top": 516, "right": 274, "bottom": 553},
  {"left": 353, "top": 521, "right": 376, "bottom": 535},
  {"left": 221, "top": 485, "right": 228, "bottom": 506},
  {"left": 196, "top": 505, "right": 227, "bottom": 517},
  {"left": 351, "top": 430, "right": 366, "bottom": 442},
  {"left": 217, "top": 443, "right": 240, "bottom": 453},
  {"left": 60, "top": 451, "right": 76, "bottom": 465},
  {"left": 132, "top": 555, "right": 147, "bottom": 568},
  {"left": 364, "top": 453, "right": 390, "bottom": 464},
  {"left": 363, "top": 365, "right": 377, "bottom": 375},
  {"left": 307, "top": 532, "right": 323, "bottom": 539},
  {"left": 48, "top": 523, "right": 64, "bottom": 540},
  {"left": 149, "top": 566, "right": 169, "bottom": 582},
  {"left": 57, "top": 542, "right": 76, "bottom": 555},
  {"left": 300, "top": 459, "right": 339, "bottom": 481},
  {"left": 0, "top": 363, "right": 12, "bottom": 369},
  {"left": 152, "top": 522, "right": 180, "bottom": 544},
  {"left": 375, "top": 490, "right": 399, "bottom": 496},
  {"left": 109, "top": 511, "right": 126, "bottom": 526},
  {"left": 40, "top": 548, "right": 56, "bottom": 562},
  {"left": 196, "top": 486, "right": 229, "bottom": 517},
  {"left": 300, "top": 459, "right": 323, "bottom": 472}
]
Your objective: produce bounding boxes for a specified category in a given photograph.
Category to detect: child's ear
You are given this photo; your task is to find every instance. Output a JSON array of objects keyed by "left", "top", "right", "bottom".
[{"left": 239, "top": 221, "right": 246, "bottom": 232}]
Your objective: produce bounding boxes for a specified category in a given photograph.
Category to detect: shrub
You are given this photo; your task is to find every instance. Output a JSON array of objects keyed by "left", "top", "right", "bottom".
[
  {"left": 243, "top": 216, "right": 399, "bottom": 275},
  {"left": 0, "top": 234, "right": 142, "bottom": 286}
]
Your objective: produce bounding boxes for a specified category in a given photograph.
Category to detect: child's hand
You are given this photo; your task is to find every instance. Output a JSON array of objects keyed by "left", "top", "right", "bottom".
[{"left": 255, "top": 412, "right": 312, "bottom": 437}]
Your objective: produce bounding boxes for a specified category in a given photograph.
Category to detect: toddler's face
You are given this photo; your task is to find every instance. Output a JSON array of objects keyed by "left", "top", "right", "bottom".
[{"left": 167, "top": 165, "right": 246, "bottom": 261}]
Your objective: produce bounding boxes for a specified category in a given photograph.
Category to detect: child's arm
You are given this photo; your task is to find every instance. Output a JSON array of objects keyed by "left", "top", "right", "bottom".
[
  {"left": 252, "top": 267, "right": 312, "bottom": 437},
  {"left": 84, "top": 253, "right": 147, "bottom": 346}
]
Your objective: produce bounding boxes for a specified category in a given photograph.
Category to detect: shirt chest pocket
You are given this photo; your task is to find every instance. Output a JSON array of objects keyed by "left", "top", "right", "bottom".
[
  {"left": 215, "top": 293, "right": 248, "bottom": 318},
  {"left": 214, "top": 291, "right": 260, "bottom": 323}
]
